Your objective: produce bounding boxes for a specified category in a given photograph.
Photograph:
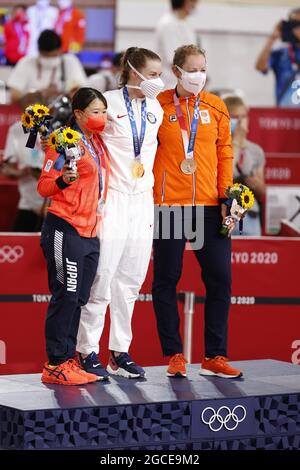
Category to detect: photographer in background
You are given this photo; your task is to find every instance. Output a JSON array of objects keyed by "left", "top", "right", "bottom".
[
  {"left": 8, "top": 29, "right": 86, "bottom": 106},
  {"left": 255, "top": 8, "right": 300, "bottom": 107},
  {"left": 87, "top": 53, "right": 123, "bottom": 93},
  {"left": 0, "top": 97, "right": 45, "bottom": 232},
  {"left": 224, "top": 95, "right": 265, "bottom": 236}
]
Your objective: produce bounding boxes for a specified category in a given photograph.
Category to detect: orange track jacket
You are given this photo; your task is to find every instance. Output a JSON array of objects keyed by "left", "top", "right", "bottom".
[{"left": 154, "top": 89, "right": 233, "bottom": 206}]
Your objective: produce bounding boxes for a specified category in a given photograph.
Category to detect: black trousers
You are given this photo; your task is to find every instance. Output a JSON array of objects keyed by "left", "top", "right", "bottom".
[
  {"left": 40, "top": 213, "right": 100, "bottom": 365},
  {"left": 152, "top": 206, "right": 232, "bottom": 358},
  {"left": 14, "top": 209, "right": 43, "bottom": 232}
]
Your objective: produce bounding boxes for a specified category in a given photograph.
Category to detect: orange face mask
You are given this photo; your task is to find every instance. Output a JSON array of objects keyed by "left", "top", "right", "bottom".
[{"left": 83, "top": 113, "right": 107, "bottom": 133}]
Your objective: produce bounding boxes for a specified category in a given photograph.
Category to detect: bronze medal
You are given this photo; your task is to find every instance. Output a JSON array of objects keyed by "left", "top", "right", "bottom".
[
  {"left": 180, "top": 159, "right": 197, "bottom": 175},
  {"left": 132, "top": 161, "right": 145, "bottom": 178}
]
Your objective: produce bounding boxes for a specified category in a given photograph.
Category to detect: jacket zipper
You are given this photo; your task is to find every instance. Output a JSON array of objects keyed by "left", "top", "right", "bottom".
[
  {"left": 161, "top": 170, "right": 166, "bottom": 203},
  {"left": 185, "top": 98, "right": 196, "bottom": 206}
]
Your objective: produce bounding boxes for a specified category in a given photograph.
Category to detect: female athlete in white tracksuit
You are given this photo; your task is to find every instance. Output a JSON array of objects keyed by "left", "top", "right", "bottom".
[{"left": 76, "top": 47, "right": 164, "bottom": 378}]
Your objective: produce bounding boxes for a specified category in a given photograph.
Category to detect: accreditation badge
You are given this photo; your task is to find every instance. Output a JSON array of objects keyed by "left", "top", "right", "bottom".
[{"left": 200, "top": 110, "right": 210, "bottom": 124}]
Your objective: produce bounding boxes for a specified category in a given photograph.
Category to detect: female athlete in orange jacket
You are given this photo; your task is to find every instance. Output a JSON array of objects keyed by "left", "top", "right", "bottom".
[
  {"left": 38, "top": 87, "right": 109, "bottom": 386},
  {"left": 152, "top": 45, "right": 242, "bottom": 380}
]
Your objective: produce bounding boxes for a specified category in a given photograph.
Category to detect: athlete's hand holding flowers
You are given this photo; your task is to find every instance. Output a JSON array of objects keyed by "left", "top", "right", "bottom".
[
  {"left": 48, "top": 127, "right": 82, "bottom": 182},
  {"left": 21, "top": 104, "right": 52, "bottom": 149},
  {"left": 61, "top": 162, "right": 79, "bottom": 184},
  {"left": 220, "top": 183, "right": 255, "bottom": 237}
]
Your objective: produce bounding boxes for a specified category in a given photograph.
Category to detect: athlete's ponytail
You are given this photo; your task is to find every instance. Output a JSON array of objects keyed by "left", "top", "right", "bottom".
[{"left": 119, "top": 47, "right": 161, "bottom": 87}]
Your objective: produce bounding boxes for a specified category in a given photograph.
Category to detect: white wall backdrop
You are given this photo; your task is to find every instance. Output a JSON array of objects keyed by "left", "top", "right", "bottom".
[{"left": 116, "top": 0, "right": 293, "bottom": 106}]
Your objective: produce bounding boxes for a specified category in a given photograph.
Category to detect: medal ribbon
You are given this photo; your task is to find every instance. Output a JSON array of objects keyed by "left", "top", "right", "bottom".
[
  {"left": 173, "top": 93, "right": 200, "bottom": 161},
  {"left": 74, "top": 123, "right": 103, "bottom": 195},
  {"left": 123, "top": 87, "right": 147, "bottom": 161}
]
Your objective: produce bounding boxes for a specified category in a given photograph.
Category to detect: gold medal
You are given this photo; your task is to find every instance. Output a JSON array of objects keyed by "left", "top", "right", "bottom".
[
  {"left": 132, "top": 161, "right": 145, "bottom": 179},
  {"left": 180, "top": 159, "right": 197, "bottom": 175}
]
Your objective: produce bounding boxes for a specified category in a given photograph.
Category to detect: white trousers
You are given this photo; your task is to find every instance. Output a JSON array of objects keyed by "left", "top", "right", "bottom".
[{"left": 77, "top": 188, "right": 154, "bottom": 354}]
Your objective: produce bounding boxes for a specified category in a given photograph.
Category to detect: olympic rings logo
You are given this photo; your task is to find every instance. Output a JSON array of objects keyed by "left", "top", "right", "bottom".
[
  {"left": 0, "top": 245, "right": 24, "bottom": 264},
  {"left": 201, "top": 405, "right": 247, "bottom": 432}
]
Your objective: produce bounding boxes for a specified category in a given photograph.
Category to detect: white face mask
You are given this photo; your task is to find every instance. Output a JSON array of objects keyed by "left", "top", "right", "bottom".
[
  {"left": 39, "top": 56, "right": 61, "bottom": 69},
  {"left": 126, "top": 61, "right": 164, "bottom": 100},
  {"left": 176, "top": 65, "right": 206, "bottom": 96},
  {"left": 58, "top": 0, "right": 73, "bottom": 9},
  {"left": 37, "top": 0, "right": 50, "bottom": 8}
]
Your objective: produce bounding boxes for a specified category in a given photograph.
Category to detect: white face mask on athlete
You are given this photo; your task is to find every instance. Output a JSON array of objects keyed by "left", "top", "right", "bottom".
[
  {"left": 58, "top": 0, "right": 73, "bottom": 9},
  {"left": 36, "top": 0, "right": 50, "bottom": 8},
  {"left": 176, "top": 65, "right": 207, "bottom": 96},
  {"left": 126, "top": 61, "right": 164, "bottom": 100},
  {"left": 39, "top": 56, "right": 61, "bottom": 68}
]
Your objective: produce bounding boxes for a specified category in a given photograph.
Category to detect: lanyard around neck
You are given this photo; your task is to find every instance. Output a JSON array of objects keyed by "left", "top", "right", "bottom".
[
  {"left": 173, "top": 93, "right": 200, "bottom": 161},
  {"left": 123, "top": 86, "right": 147, "bottom": 161}
]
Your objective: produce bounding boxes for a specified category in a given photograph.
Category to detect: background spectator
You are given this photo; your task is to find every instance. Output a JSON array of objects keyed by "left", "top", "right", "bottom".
[
  {"left": 3, "top": 4, "right": 29, "bottom": 65},
  {"left": 155, "top": 0, "right": 199, "bottom": 89},
  {"left": 0, "top": 96, "right": 45, "bottom": 232},
  {"left": 27, "top": 0, "right": 58, "bottom": 57},
  {"left": 55, "top": 0, "right": 86, "bottom": 54},
  {"left": 7, "top": 29, "right": 86, "bottom": 105},
  {"left": 87, "top": 52, "right": 123, "bottom": 93},
  {"left": 255, "top": 8, "right": 300, "bottom": 107},
  {"left": 224, "top": 95, "right": 266, "bottom": 236}
]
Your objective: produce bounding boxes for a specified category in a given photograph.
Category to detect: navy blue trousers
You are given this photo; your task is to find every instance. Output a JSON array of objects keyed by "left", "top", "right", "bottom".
[
  {"left": 40, "top": 213, "right": 100, "bottom": 365},
  {"left": 152, "top": 206, "right": 232, "bottom": 358}
]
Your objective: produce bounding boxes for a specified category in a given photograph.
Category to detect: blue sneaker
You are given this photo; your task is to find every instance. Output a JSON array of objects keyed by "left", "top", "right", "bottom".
[
  {"left": 107, "top": 352, "right": 145, "bottom": 379},
  {"left": 78, "top": 352, "right": 109, "bottom": 381}
]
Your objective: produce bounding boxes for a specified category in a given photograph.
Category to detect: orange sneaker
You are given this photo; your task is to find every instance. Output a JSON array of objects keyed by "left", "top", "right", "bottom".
[
  {"left": 68, "top": 359, "right": 98, "bottom": 383},
  {"left": 167, "top": 353, "right": 187, "bottom": 377},
  {"left": 41, "top": 360, "right": 89, "bottom": 386},
  {"left": 199, "top": 356, "right": 243, "bottom": 379}
]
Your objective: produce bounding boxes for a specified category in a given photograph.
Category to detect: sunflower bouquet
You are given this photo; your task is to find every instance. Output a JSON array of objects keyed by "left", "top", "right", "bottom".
[
  {"left": 220, "top": 183, "right": 255, "bottom": 237},
  {"left": 48, "top": 126, "right": 82, "bottom": 180},
  {"left": 21, "top": 104, "right": 52, "bottom": 149}
]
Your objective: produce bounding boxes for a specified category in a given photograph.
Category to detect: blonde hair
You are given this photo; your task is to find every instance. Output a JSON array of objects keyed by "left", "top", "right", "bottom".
[
  {"left": 119, "top": 47, "right": 161, "bottom": 87},
  {"left": 223, "top": 95, "right": 247, "bottom": 112},
  {"left": 173, "top": 44, "right": 206, "bottom": 68}
]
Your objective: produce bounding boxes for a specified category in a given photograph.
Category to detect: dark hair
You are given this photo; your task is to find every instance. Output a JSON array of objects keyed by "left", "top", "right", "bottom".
[
  {"left": 38, "top": 29, "right": 62, "bottom": 53},
  {"left": 72, "top": 87, "right": 107, "bottom": 113},
  {"left": 113, "top": 51, "right": 124, "bottom": 68},
  {"left": 171, "top": 0, "right": 185, "bottom": 10},
  {"left": 69, "top": 87, "right": 107, "bottom": 127},
  {"left": 13, "top": 4, "right": 26, "bottom": 10},
  {"left": 120, "top": 47, "right": 161, "bottom": 87}
]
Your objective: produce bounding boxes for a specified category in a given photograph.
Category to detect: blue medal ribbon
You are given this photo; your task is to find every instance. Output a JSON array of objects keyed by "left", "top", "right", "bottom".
[
  {"left": 174, "top": 94, "right": 200, "bottom": 160},
  {"left": 53, "top": 151, "right": 66, "bottom": 171},
  {"left": 123, "top": 87, "right": 147, "bottom": 160},
  {"left": 187, "top": 96, "right": 200, "bottom": 157},
  {"left": 78, "top": 130, "right": 103, "bottom": 194}
]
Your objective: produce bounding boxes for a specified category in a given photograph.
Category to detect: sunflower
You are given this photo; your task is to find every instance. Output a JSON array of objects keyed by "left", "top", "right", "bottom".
[
  {"left": 240, "top": 189, "right": 255, "bottom": 209},
  {"left": 48, "top": 130, "right": 60, "bottom": 149},
  {"left": 21, "top": 112, "right": 35, "bottom": 129},
  {"left": 232, "top": 183, "right": 243, "bottom": 190},
  {"left": 62, "top": 127, "right": 82, "bottom": 145},
  {"left": 32, "top": 104, "right": 50, "bottom": 119}
]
